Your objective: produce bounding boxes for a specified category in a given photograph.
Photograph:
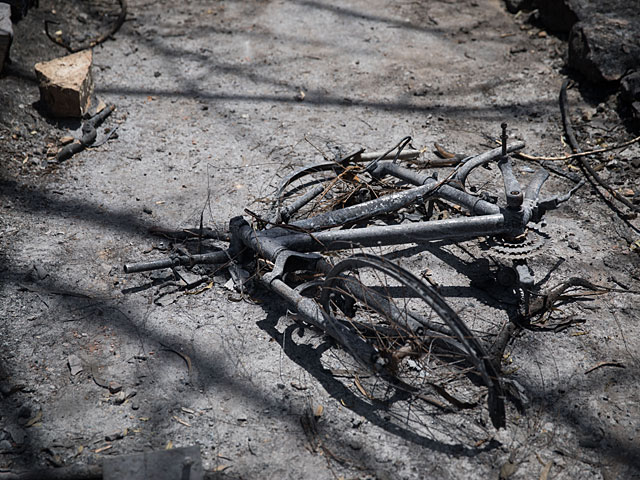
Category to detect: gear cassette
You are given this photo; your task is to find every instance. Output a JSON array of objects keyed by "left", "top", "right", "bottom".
[{"left": 483, "top": 224, "right": 549, "bottom": 260}]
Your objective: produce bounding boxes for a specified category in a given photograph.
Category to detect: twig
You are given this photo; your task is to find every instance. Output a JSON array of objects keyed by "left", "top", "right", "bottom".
[
  {"left": 173, "top": 415, "right": 192, "bottom": 427},
  {"left": 159, "top": 343, "right": 192, "bottom": 374},
  {"left": 539, "top": 460, "right": 553, "bottom": 480},
  {"left": 414, "top": 393, "right": 452, "bottom": 411},
  {"left": 538, "top": 160, "right": 583, "bottom": 184},
  {"left": 434, "top": 142, "right": 457, "bottom": 159},
  {"left": 489, "top": 320, "right": 519, "bottom": 367},
  {"left": 584, "top": 361, "right": 625, "bottom": 374},
  {"left": 198, "top": 211, "right": 204, "bottom": 254},
  {"left": 432, "top": 142, "right": 467, "bottom": 166},
  {"left": 303, "top": 136, "right": 330, "bottom": 161},
  {"left": 559, "top": 79, "right": 640, "bottom": 214},
  {"left": 354, "top": 374, "right": 371, "bottom": 399},
  {"left": 514, "top": 134, "right": 640, "bottom": 161},
  {"left": 57, "top": 105, "right": 116, "bottom": 162},
  {"left": 45, "top": 0, "right": 127, "bottom": 53},
  {"left": 299, "top": 409, "right": 368, "bottom": 472},
  {"left": 489, "top": 277, "right": 611, "bottom": 362},
  {"left": 528, "top": 277, "right": 608, "bottom": 318},
  {"left": 243, "top": 208, "right": 270, "bottom": 230},
  {"left": 431, "top": 383, "right": 479, "bottom": 409}
]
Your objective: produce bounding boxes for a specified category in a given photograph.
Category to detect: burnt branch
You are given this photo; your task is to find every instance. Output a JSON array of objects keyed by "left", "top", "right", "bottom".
[
  {"left": 45, "top": 0, "right": 127, "bottom": 53},
  {"left": 560, "top": 80, "right": 640, "bottom": 217},
  {"left": 57, "top": 104, "right": 115, "bottom": 162}
]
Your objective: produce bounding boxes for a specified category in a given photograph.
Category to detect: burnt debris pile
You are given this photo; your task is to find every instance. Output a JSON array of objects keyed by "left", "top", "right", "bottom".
[{"left": 124, "top": 118, "right": 614, "bottom": 437}]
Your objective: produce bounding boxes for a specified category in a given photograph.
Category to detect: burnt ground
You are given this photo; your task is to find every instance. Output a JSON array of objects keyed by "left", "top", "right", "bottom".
[{"left": 1, "top": 1, "right": 640, "bottom": 479}]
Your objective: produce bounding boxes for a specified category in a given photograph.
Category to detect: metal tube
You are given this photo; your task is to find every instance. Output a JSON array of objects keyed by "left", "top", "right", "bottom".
[
  {"left": 524, "top": 169, "right": 550, "bottom": 201},
  {"left": 265, "top": 276, "right": 378, "bottom": 365},
  {"left": 235, "top": 223, "right": 290, "bottom": 263},
  {"left": 372, "top": 161, "right": 431, "bottom": 185},
  {"left": 288, "top": 171, "right": 503, "bottom": 232},
  {"left": 356, "top": 149, "right": 420, "bottom": 162},
  {"left": 273, "top": 184, "right": 325, "bottom": 223},
  {"left": 454, "top": 141, "right": 525, "bottom": 188},
  {"left": 501, "top": 122, "right": 508, "bottom": 157},
  {"left": 373, "top": 162, "right": 501, "bottom": 216},
  {"left": 123, "top": 250, "right": 229, "bottom": 273},
  {"left": 274, "top": 149, "right": 420, "bottom": 202},
  {"left": 280, "top": 214, "right": 507, "bottom": 252},
  {"left": 288, "top": 181, "right": 442, "bottom": 231}
]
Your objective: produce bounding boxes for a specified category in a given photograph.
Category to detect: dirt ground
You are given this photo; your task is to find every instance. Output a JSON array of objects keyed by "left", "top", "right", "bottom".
[{"left": 1, "top": 0, "right": 639, "bottom": 479}]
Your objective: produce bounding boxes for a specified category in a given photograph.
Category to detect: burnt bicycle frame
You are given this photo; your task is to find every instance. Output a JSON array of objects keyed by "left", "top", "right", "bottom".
[{"left": 124, "top": 131, "right": 580, "bottom": 429}]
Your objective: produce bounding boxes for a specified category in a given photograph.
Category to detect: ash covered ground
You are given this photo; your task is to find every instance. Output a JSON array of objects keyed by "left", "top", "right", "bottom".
[{"left": 1, "top": 1, "right": 639, "bottom": 479}]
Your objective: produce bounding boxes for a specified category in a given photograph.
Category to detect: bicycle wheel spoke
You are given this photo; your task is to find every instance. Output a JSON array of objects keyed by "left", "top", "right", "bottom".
[{"left": 318, "top": 254, "right": 505, "bottom": 434}]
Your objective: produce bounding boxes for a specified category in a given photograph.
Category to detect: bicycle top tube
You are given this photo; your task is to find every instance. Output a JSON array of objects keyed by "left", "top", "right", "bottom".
[{"left": 282, "top": 143, "right": 534, "bottom": 233}]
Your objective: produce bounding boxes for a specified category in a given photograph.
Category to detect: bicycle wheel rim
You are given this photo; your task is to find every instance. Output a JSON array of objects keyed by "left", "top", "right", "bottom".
[{"left": 319, "top": 253, "right": 505, "bottom": 429}]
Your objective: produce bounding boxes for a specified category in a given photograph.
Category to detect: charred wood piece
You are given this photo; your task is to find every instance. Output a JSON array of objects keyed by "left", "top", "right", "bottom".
[{"left": 57, "top": 104, "right": 115, "bottom": 162}]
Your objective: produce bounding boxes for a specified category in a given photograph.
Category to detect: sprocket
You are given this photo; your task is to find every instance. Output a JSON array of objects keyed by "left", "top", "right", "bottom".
[{"left": 483, "top": 224, "right": 549, "bottom": 260}]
